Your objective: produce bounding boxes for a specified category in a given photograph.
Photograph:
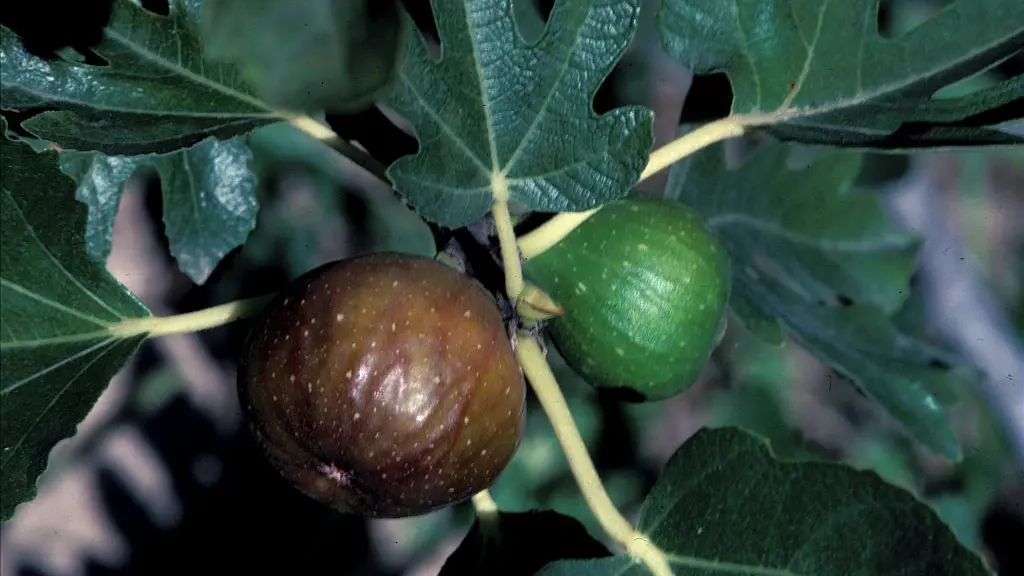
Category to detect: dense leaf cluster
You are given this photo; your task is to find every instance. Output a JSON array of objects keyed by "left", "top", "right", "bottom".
[{"left": 2, "top": 0, "right": 1020, "bottom": 574}]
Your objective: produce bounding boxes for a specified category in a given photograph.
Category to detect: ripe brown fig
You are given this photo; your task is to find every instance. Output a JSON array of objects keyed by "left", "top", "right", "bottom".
[{"left": 239, "top": 253, "right": 526, "bottom": 518}]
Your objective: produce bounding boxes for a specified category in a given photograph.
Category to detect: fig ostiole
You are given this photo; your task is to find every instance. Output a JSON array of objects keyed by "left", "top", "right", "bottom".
[
  {"left": 239, "top": 253, "right": 526, "bottom": 518},
  {"left": 524, "top": 196, "right": 732, "bottom": 402}
]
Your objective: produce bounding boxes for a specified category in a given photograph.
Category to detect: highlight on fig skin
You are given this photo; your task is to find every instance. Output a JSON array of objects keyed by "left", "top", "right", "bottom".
[{"left": 238, "top": 253, "right": 527, "bottom": 518}]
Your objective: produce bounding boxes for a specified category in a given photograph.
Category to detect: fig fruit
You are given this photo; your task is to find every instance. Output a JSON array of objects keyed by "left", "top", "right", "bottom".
[
  {"left": 524, "top": 196, "right": 731, "bottom": 401},
  {"left": 239, "top": 253, "right": 526, "bottom": 518}
]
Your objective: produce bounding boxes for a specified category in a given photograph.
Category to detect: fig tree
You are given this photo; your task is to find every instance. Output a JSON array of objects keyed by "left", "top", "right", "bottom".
[
  {"left": 239, "top": 252, "right": 526, "bottom": 518},
  {"left": 524, "top": 196, "right": 731, "bottom": 401}
]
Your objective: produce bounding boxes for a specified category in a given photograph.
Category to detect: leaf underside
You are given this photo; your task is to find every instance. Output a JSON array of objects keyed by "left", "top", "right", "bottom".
[
  {"left": 658, "top": 0, "right": 1024, "bottom": 148},
  {"left": 59, "top": 136, "right": 258, "bottom": 284},
  {"left": 665, "top": 141, "right": 965, "bottom": 460}
]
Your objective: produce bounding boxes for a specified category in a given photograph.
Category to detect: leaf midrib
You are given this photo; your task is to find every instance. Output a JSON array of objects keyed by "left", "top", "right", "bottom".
[
  {"left": 0, "top": 330, "right": 118, "bottom": 350},
  {"left": 0, "top": 337, "right": 122, "bottom": 468},
  {"left": 2, "top": 24, "right": 279, "bottom": 121},
  {"left": 463, "top": 1, "right": 499, "bottom": 176},
  {"left": 499, "top": 10, "right": 586, "bottom": 179},
  {"left": 735, "top": 275, "right": 952, "bottom": 454},
  {"left": 398, "top": 1, "right": 591, "bottom": 185},
  {"left": 103, "top": 26, "right": 276, "bottom": 117},
  {"left": 741, "top": 14, "right": 1024, "bottom": 124},
  {"left": 0, "top": 336, "right": 116, "bottom": 398},
  {"left": 707, "top": 213, "right": 915, "bottom": 252},
  {"left": 0, "top": 279, "right": 113, "bottom": 328},
  {"left": 775, "top": 0, "right": 830, "bottom": 112},
  {"left": 638, "top": 444, "right": 805, "bottom": 576},
  {"left": 663, "top": 553, "right": 801, "bottom": 576}
]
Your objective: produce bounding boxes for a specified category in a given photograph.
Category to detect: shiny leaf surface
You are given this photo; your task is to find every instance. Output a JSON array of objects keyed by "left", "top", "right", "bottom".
[
  {"left": 59, "top": 136, "right": 257, "bottom": 284},
  {"left": 0, "top": 0, "right": 276, "bottom": 155}
]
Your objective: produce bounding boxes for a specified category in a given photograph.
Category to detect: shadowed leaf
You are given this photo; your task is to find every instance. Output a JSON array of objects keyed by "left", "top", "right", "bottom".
[
  {"left": 200, "top": 0, "right": 405, "bottom": 113},
  {"left": 541, "top": 428, "right": 992, "bottom": 575},
  {"left": 665, "top": 141, "right": 966, "bottom": 459}
]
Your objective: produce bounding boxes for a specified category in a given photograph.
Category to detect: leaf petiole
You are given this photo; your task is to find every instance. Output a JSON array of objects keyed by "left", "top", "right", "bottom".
[
  {"left": 639, "top": 116, "right": 747, "bottom": 183},
  {"left": 471, "top": 489, "right": 499, "bottom": 517},
  {"left": 471, "top": 489, "right": 501, "bottom": 537},
  {"left": 283, "top": 113, "right": 390, "bottom": 183},
  {"left": 516, "top": 116, "right": 748, "bottom": 261},
  {"left": 515, "top": 334, "right": 672, "bottom": 576},
  {"left": 517, "top": 208, "right": 600, "bottom": 262},
  {"left": 106, "top": 295, "right": 273, "bottom": 339},
  {"left": 492, "top": 172, "right": 526, "bottom": 300}
]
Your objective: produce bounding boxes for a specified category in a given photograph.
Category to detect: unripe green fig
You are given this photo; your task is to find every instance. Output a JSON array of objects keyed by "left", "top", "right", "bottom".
[
  {"left": 524, "top": 196, "right": 731, "bottom": 401},
  {"left": 239, "top": 253, "right": 526, "bottom": 518}
]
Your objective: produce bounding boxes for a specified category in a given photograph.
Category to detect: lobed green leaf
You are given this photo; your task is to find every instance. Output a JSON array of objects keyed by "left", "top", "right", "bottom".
[
  {"left": 383, "top": 0, "right": 654, "bottom": 227},
  {"left": 0, "top": 0, "right": 277, "bottom": 155},
  {"left": 657, "top": 0, "right": 1024, "bottom": 148},
  {"left": 0, "top": 120, "right": 150, "bottom": 521},
  {"left": 541, "top": 428, "right": 992, "bottom": 575},
  {"left": 59, "top": 137, "right": 258, "bottom": 284}
]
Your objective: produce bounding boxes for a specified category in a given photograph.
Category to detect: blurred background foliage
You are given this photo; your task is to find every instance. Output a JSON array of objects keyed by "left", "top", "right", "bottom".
[{"left": 2, "top": 0, "right": 1022, "bottom": 575}]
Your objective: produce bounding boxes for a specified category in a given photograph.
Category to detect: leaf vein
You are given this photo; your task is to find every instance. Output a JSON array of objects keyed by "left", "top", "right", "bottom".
[
  {"left": 101, "top": 27, "right": 273, "bottom": 116},
  {"left": 0, "top": 337, "right": 121, "bottom": 468},
  {"left": 1, "top": 189, "right": 125, "bottom": 321},
  {"left": 707, "top": 213, "right": 913, "bottom": 252},
  {"left": 501, "top": 11, "right": 585, "bottom": 177}
]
